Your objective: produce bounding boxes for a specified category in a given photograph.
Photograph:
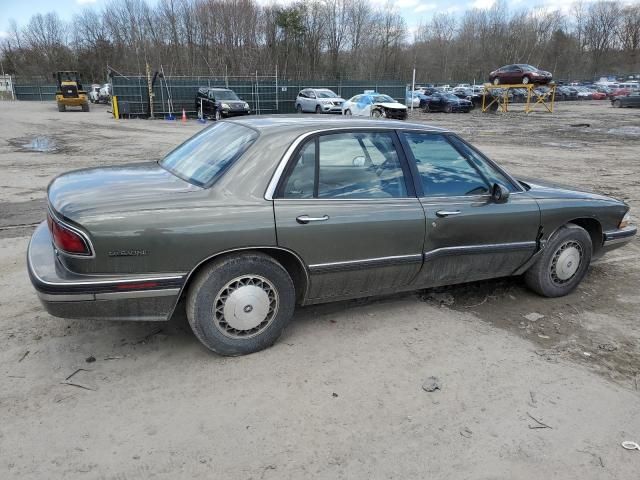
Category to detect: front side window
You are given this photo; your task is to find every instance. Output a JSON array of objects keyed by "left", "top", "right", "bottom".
[
  {"left": 401, "top": 133, "right": 489, "bottom": 197},
  {"left": 160, "top": 122, "right": 258, "bottom": 187},
  {"left": 279, "top": 132, "right": 408, "bottom": 199},
  {"left": 447, "top": 136, "right": 518, "bottom": 192}
]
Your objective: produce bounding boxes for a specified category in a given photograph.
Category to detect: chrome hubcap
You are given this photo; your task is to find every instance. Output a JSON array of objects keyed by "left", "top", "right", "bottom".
[
  {"left": 214, "top": 275, "right": 278, "bottom": 338},
  {"left": 551, "top": 241, "right": 582, "bottom": 285}
]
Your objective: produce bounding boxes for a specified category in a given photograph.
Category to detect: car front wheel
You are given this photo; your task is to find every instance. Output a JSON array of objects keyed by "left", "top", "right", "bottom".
[
  {"left": 344, "top": 109, "right": 352, "bottom": 115},
  {"left": 186, "top": 252, "right": 296, "bottom": 356},
  {"left": 524, "top": 224, "right": 592, "bottom": 298},
  {"left": 613, "top": 100, "right": 622, "bottom": 108}
]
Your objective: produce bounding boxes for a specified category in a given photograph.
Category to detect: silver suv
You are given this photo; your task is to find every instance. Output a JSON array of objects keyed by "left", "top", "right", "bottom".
[{"left": 295, "top": 88, "right": 345, "bottom": 113}]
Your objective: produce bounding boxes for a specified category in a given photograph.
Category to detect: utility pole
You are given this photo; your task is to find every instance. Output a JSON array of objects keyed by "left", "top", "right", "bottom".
[{"left": 146, "top": 62, "right": 154, "bottom": 119}]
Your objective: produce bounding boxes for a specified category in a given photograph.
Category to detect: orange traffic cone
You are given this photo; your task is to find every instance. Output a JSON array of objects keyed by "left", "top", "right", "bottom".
[{"left": 181, "top": 108, "right": 187, "bottom": 123}]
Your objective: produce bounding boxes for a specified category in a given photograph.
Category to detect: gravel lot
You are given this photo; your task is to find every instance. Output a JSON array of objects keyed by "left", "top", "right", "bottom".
[{"left": 1, "top": 101, "right": 639, "bottom": 479}]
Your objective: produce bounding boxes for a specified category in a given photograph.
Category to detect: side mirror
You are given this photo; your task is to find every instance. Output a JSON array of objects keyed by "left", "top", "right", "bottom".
[
  {"left": 352, "top": 156, "right": 366, "bottom": 167},
  {"left": 491, "top": 183, "right": 510, "bottom": 204}
]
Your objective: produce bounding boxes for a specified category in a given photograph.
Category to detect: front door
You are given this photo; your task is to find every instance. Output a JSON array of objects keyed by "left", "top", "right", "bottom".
[
  {"left": 399, "top": 131, "right": 541, "bottom": 288},
  {"left": 273, "top": 130, "right": 426, "bottom": 302}
]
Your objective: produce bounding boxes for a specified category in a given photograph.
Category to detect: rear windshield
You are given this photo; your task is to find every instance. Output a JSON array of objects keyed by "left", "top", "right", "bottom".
[{"left": 159, "top": 122, "right": 258, "bottom": 187}]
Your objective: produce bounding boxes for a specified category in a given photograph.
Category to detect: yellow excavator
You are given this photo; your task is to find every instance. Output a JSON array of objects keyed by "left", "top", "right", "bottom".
[{"left": 54, "top": 71, "right": 89, "bottom": 112}]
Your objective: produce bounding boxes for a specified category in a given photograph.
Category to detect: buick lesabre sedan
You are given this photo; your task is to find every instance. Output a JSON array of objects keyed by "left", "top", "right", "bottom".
[{"left": 28, "top": 118, "right": 636, "bottom": 355}]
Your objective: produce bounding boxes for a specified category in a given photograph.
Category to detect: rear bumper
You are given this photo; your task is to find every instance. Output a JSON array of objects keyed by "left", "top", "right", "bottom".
[{"left": 27, "top": 222, "right": 185, "bottom": 321}]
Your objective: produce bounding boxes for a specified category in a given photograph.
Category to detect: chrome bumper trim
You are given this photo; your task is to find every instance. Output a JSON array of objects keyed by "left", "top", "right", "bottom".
[{"left": 603, "top": 226, "right": 637, "bottom": 246}]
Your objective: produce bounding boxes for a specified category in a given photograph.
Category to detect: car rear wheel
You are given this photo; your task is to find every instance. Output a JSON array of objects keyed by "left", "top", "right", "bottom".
[
  {"left": 493, "top": 78, "right": 500, "bottom": 85},
  {"left": 344, "top": 109, "right": 352, "bottom": 115},
  {"left": 296, "top": 104, "right": 302, "bottom": 113},
  {"left": 524, "top": 224, "right": 592, "bottom": 298},
  {"left": 186, "top": 252, "right": 296, "bottom": 356},
  {"left": 613, "top": 100, "right": 622, "bottom": 108},
  {"left": 522, "top": 76, "right": 530, "bottom": 85},
  {"left": 444, "top": 104, "right": 453, "bottom": 113}
]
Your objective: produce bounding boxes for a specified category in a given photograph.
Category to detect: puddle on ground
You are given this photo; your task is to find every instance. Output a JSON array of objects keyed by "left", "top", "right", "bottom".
[
  {"left": 23, "top": 136, "right": 58, "bottom": 152},
  {"left": 607, "top": 126, "right": 640, "bottom": 136},
  {"left": 9, "top": 135, "right": 66, "bottom": 153}
]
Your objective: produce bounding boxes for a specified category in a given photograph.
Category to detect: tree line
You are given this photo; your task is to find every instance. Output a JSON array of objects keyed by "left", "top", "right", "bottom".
[{"left": 1, "top": 0, "right": 639, "bottom": 84}]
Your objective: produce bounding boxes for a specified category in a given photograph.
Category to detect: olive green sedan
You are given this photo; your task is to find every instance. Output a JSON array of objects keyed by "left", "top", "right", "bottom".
[{"left": 28, "top": 117, "right": 636, "bottom": 355}]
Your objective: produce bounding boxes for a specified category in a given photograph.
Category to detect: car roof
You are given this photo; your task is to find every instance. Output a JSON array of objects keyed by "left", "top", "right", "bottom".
[{"left": 229, "top": 116, "right": 448, "bottom": 134}]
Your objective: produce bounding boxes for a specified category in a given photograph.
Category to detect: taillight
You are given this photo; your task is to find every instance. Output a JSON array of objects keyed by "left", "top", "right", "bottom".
[{"left": 47, "top": 212, "right": 91, "bottom": 256}]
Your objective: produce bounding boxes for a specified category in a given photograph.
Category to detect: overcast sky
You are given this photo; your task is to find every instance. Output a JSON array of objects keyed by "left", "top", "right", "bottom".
[{"left": 0, "top": 0, "right": 630, "bottom": 40}]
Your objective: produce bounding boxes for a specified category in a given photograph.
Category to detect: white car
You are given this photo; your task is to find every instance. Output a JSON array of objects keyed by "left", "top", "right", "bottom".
[
  {"left": 88, "top": 84, "right": 101, "bottom": 103},
  {"left": 342, "top": 93, "right": 408, "bottom": 120}
]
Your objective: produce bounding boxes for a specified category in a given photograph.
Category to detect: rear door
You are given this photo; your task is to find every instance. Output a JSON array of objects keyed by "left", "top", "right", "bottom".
[
  {"left": 273, "top": 130, "right": 425, "bottom": 302},
  {"left": 399, "top": 131, "right": 541, "bottom": 288}
]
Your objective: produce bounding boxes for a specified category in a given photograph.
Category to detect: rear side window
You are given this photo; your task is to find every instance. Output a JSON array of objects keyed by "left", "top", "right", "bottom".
[
  {"left": 160, "top": 122, "right": 258, "bottom": 188},
  {"left": 279, "top": 131, "right": 409, "bottom": 199},
  {"left": 402, "top": 133, "right": 489, "bottom": 197}
]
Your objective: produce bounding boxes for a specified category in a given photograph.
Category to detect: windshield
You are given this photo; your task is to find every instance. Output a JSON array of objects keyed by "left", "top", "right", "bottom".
[
  {"left": 159, "top": 122, "right": 258, "bottom": 187},
  {"left": 316, "top": 90, "right": 338, "bottom": 98},
  {"left": 372, "top": 95, "right": 394, "bottom": 103},
  {"left": 213, "top": 90, "right": 240, "bottom": 101}
]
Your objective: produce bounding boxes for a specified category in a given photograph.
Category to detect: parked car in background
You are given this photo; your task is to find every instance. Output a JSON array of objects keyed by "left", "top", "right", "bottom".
[
  {"left": 489, "top": 64, "right": 553, "bottom": 85},
  {"left": 612, "top": 91, "right": 640, "bottom": 108},
  {"left": 195, "top": 87, "right": 250, "bottom": 120},
  {"left": 342, "top": 92, "right": 407, "bottom": 119},
  {"left": 98, "top": 83, "right": 111, "bottom": 103},
  {"left": 28, "top": 117, "right": 636, "bottom": 355},
  {"left": 609, "top": 87, "right": 631, "bottom": 99},
  {"left": 295, "top": 88, "right": 345, "bottom": 114},
  {"left": 423, "top": 92, "right": 472, "bottom": 113},
  {"left": 590, "top": 91, "right": 607, "bottom": 100},
  {"left": 575, "top": 87, "right": 593, "bottom": 100},
  {"left": 556, "top": 86, "right": 578, "bottom": 101},
  {"left": 406, "top": 91, "right": 427, "bottom": 108},
  {"left": 452, "top": 87, "right": 480, "bottom": 107},
  {"left": 88, "top": 84, "right": 101, "bottom": 103}
]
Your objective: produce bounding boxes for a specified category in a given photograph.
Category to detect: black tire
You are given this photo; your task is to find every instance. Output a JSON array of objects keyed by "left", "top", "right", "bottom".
[
  {"left": 296, "top": 104, "right": 302, "bottom": 113},
  {"left": 82, "top": 102, "right": 90, "bottom": 112},
  {"left": 522, "top": 76, "right": 530, "bottom": 85},
  {"left": 371, "top": 109, "right": 384, "bottom": 118},
  {"left": 423, "top": 103, "right": 430, "bottom": 113},
  {"left": 215, "top": 110, "right": 222, "bottom": 121},
  {"left": 315, "top": 105, "right": 322, "bottom": 114},
  {"left": 444, "top": 104, "right": 452, "bottom": 113},
  {"left": 613, "top": 100, "right": 622, "bottom": 108},
  {"left": 186, "top": 252, "right": 296, "bottom": 356},
  {"left": 344, "top": 109, "right": 352, "bottom": 116},
  {"left": 58, "top": 104, "right": 65, "bottom": 112},
  {"left": 524, "top": 224, "right": 592, "bottom": 298}
]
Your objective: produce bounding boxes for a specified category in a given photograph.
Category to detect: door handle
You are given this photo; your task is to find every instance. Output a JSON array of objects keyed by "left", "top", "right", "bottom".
[
  {"left": 296, "top": 215, "right": 329, "bottom": 224},
  {"left": 435, "top": 210, "right": 461, "bottom": 218}
]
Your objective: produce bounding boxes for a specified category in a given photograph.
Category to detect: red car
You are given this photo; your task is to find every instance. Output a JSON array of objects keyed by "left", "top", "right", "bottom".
[
  {"left": 610, "top": 88, "right": 631, "bottom": 99},
  {"left": 591, "top": 91, "right": 607, "bottom": 100},
  {"left": 489, "top": 64, "right": 553, "bottom": 85}
]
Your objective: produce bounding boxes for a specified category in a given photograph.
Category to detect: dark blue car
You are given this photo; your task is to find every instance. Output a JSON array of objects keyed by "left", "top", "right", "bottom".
[{"left": 423, "top": 92, "right": 472, "bottom": 113}]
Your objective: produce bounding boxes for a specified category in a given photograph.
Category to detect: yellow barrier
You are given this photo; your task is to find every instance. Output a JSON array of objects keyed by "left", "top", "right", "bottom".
[
  {"left": 112, "top": 95, "right": 119, "bottom": 119},
  {"left": 481, "top": 83, "right": 556, "bottom": 114}
]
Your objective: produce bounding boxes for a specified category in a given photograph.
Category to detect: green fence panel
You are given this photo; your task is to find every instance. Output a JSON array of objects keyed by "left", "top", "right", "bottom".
[
  {"left": 14, "top": 84, "right": 57, "bottom": 101},
  {"left": 112, "top": 76, "right": 408, "bottom": 117}
]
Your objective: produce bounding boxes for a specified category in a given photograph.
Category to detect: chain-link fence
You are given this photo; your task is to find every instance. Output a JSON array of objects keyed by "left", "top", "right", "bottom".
[
  {"left": 11, "top": 72, "right": 410, "bottom": 116},
  {"left": 111, "top": 73, "right": 408, "bottom": 117}
]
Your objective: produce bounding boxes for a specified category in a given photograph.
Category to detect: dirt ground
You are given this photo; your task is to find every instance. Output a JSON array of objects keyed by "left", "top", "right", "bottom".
[{"left": 0, "top": 100, "right": 639, "bottom": 479}]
